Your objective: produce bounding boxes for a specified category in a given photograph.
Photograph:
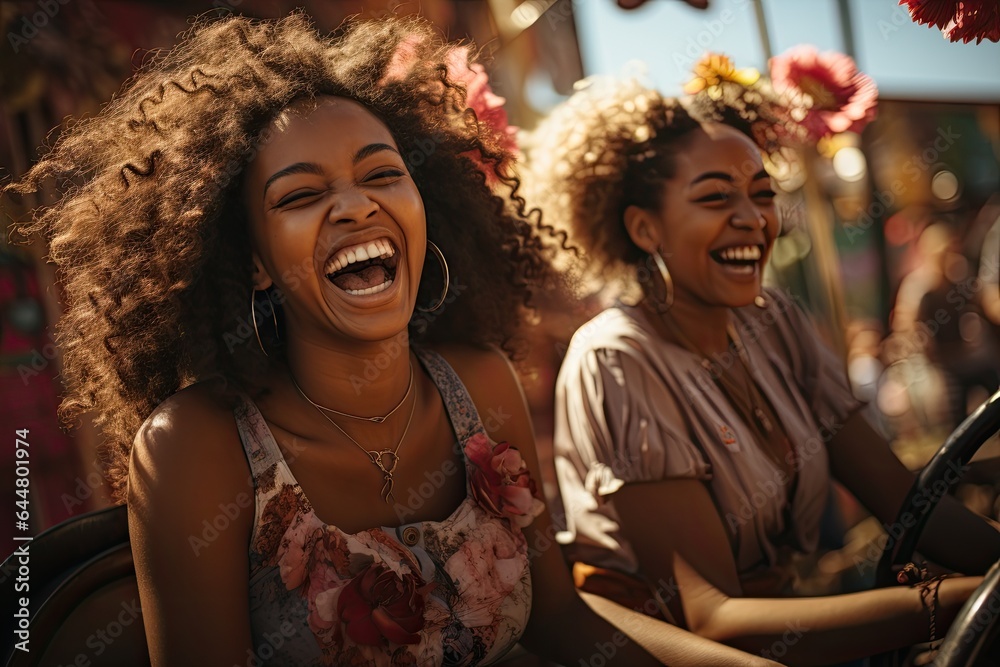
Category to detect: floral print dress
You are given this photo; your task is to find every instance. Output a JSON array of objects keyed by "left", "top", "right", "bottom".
[{"left": 236, "top": 348, "right": 545, "bottom": 666}]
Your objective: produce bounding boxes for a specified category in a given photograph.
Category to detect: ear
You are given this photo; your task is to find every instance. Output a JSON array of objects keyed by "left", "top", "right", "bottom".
[
  {"left": 251, "top": 252, "right": 274, "bottom": 291},
  {"left": 623, "top": 204, "right": 662, "bottom": 255}
]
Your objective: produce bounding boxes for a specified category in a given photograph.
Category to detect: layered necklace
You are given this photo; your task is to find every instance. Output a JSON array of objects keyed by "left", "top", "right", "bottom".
[
  {"left": 647, "top": 303, "right": 797, "bottom": 480},
  {"left": 290, "top": 362, "right": 416, "bottom": 504}
]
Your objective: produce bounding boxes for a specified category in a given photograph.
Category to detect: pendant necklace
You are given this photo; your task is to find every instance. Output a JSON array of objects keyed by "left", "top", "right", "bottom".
[{"left": 291, "top": 363, "right": 417, "bottom": 504}]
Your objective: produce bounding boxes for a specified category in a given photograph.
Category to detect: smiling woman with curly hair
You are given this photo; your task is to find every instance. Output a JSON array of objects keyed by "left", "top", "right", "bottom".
[
  {"left": 4, "top": 12, "right": 781, "bottom": 667},
  {"left": 524, "top": 72, "right": 1000, "bottom": 663}
]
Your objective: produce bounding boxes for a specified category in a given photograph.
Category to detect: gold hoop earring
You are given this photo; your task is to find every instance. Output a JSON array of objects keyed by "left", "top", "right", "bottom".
[
  {"left": 416, "top": 241, "right": 450, "bottom": 313},
  {"left": 251, "top": 288, "right": 278, "bottom": 356},
  {"left": 651, "top": 249, "right": 674, "bottom": 310}
]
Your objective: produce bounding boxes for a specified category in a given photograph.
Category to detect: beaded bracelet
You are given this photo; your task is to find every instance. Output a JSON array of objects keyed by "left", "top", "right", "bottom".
[{"left": 896, "top": 560, "right": 949, "bottom": 643}]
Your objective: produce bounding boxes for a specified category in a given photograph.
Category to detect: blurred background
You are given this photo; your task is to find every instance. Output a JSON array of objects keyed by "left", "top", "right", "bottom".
[{"left": 2, "top": 0, "right": 999, "bottom": 594}]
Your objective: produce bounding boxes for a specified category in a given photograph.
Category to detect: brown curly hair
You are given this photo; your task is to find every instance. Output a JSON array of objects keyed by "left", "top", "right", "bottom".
[
  {"left": 522, "top": 78, "right": 705, "bottom": 291},
  {"left": 5, "top": 12, "right": 555, "bottom": 502}
]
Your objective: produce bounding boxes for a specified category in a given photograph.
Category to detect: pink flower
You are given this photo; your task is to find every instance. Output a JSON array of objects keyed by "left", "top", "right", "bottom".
[
  {"left": 308, "top": 564, "right": 346, "bottom": 640},
  {"left": 336, "top": 563, "right": 435, "bottom": 646},
  {"left": 445, "top": 47, "right": 519, "bottom": 158},
  {"left": 382, "top": 34, "right": 424, "bottom": 83},
  {"left": 465, "top": 434, "right": 543, "bottom": 528},
  {"left": 380, "top": 38, "right": 517, "bottom": 181},
  {"left": 444, "top": 520, "right": 526, "bottom": 628},
  {"left": 769, "top": 46, "right": 878, "bottom": 140},
  {"left": 276, "top": 512, "right": 325, "bottom": 590},
  {"left": 900, "top": 0, "right": 1000, "bottom": 43}
]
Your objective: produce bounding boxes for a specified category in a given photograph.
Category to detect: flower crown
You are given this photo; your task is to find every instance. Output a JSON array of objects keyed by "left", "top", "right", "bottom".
[{"left": 683, "top": 47, "right": 878, "bottom": 176}]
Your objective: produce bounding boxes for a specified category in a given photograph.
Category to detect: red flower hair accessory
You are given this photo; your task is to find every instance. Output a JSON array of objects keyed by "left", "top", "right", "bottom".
[
  {"left": 684, "top": 47, "right": 878, "bottom": 150},
  {"left": 769, "top": 46, "right": 878, "bottom": 140}
]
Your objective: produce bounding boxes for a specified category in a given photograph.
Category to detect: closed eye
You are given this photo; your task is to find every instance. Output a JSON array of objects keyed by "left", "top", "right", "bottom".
[
  {"left": 275, "top": 190, "right": 322, "bottom": 207},
  {"left": 365, "top": 168, "right": 406, "bottom": 182},
  {"left": 694, "top": 192, "right": 731, "bottom": 204},
  {"left": 754, "top": 190, "right": 777, "bottom": 200}
]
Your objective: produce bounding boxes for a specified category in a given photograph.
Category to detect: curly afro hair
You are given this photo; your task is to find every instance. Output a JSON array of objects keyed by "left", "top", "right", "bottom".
[
  {"left": 5, "top": 12, "right": 555, "bottom": 502},
  {"left": 522, "top": 77, "right": 703, "bottom": 291}
]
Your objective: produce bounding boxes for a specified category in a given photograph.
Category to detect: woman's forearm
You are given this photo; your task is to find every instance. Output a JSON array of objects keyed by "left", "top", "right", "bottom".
[
  {"left": 577, "top": 592, "right": 783, "bottom": 667},
  {"left": 687, "top": 576, "right": 982, "bottom": 666}
]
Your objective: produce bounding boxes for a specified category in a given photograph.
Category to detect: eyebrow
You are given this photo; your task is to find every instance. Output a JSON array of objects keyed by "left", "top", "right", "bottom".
[
  {"left": 261, "top": 143, "right": 401, "bottom": 201},
  {"left": 689, "top": 169, "right": 771, "bottom": 186},
  {"left": 353, "top": 142, "right": 399, "bottom": 164},
  {"left": 690, "top": 171, "right": 735, "bottom": 185}
]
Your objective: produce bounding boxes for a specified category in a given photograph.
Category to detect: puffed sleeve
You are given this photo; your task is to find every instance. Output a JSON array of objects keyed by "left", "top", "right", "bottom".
[
  {"left": 554, "top": 343, "right": 712, "bottom": 504},
  {"left": 766, "top": 287, "right": 864, "bottom": 428}
]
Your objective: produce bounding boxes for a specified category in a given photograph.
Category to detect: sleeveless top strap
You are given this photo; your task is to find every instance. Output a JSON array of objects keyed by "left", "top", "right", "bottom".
[
  {"left": 413, "top": 347, "right": 487, "bottom": 442},
  {"left": 233, "top": 393, "right": 284, "bottom": 480}
]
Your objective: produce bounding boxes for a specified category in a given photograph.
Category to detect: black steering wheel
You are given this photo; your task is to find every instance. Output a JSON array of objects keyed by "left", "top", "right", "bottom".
[
  {"left": 870, "top": 389, "right": 1000, "bottom": 667},
  {"left": 932, "top": 559, "right": 1000, "bottom": 667}
]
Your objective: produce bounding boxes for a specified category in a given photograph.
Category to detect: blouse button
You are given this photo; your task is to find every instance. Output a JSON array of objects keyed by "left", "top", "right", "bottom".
[{"left": 401, "top": 526, "right": 420, "bottom": 546}]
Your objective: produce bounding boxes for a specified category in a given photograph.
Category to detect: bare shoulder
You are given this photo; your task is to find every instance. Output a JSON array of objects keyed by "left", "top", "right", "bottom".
[
  {"left": 430, "top": 344, "right": 533, "bottom": 447},
  {"left": 128, "top": 380, "right": 251, "bottom": 509},
  {"left": 431, "top": 344, "right": 523, "bottom": 411}
]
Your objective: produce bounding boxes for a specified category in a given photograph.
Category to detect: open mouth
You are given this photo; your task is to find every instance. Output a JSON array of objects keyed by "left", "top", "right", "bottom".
[
  {"left": 323, "top": 237, "right": 399, "bottom": 296},
  {"left": 709, "top": 244, "right": 764, "bottom": 275}
]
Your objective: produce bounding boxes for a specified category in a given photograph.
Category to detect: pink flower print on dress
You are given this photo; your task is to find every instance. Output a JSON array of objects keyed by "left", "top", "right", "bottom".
[
  {"left": 464, "top": 434, "right": 544, "bottom": 529},
  {"left": 444, "top": 519, "right": 526, "bottom": 628},
  {"left": 337, "top": 562, "right": 435, "bottom": 646}
]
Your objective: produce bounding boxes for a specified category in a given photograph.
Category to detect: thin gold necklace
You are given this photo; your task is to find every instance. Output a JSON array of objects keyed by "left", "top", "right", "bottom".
[
  {"left": 290, "top": 364, "right": 417, "bottom": 504},
  {"left": 296, "top": 364, "right": 414, "bottom": 424},
  {"left": 647, "top": 304, "right": 796, "bottom": 473}
]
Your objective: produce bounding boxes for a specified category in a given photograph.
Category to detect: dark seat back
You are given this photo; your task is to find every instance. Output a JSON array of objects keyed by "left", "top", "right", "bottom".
[{"left": 1, "top": 505, "right": 150, "bottom": 666}]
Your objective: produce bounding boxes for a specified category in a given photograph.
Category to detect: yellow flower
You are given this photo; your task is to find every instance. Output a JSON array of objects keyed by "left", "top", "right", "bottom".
[{"left": 683, "top": 54, "right": 760, "bottom": 95}]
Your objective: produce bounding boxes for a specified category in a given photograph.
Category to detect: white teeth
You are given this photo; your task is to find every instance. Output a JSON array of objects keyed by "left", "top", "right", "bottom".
[
  {"left": 718, "top": 245, "right": 761, "bottom": 262},
  {"left": 344, "top": 278, "right": 393, "bottom": 296},
  {"left": 324, "top": 237, "right": 396, "bottom": 275}
]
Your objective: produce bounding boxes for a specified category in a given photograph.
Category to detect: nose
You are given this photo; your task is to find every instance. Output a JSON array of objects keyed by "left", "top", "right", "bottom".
[
  {"left": 329, "top": 187, "right": 379, "bottom": 225},
  {"left": 731, "top": 195, "right": 766, "bottom": 230}
]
